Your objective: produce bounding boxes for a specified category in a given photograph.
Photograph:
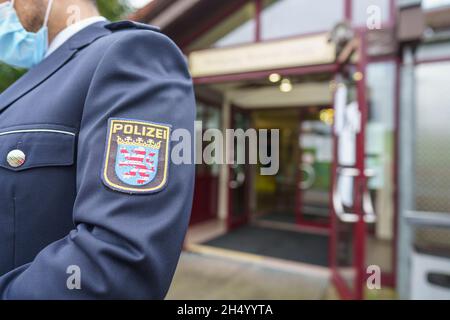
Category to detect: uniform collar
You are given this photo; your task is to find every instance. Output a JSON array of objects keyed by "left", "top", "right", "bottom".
[{"left": 46, "top": 16, "right": 108, "bottom": 57}]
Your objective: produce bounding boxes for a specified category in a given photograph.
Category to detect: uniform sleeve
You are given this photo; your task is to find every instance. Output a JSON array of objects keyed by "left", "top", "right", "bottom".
[{"left": 0, "top": 30, "right": 196, "bottom": 299}]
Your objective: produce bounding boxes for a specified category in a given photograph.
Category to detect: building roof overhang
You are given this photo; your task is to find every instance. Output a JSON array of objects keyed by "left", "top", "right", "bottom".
[{"left": 128, "top": 0, "right": 250, "bottom": 47}]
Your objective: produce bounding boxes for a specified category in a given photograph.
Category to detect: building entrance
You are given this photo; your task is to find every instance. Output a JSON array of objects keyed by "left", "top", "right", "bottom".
[{"left": 189, "top": 32, "right": 397, "bottom": 300}]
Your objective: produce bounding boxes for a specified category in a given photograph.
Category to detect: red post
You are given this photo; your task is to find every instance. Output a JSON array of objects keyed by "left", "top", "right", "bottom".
[
  {"left": 354, "top": 29, "right": 369, "bottom": 300},
  {"left": 255, "top": 0, "right": 262, "bottom": 42},
  {"left": 344, "top": 0, "right": 353, "bottom": 21}
]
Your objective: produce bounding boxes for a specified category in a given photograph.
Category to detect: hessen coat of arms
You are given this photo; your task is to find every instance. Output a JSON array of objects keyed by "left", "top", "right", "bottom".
[{"left": 102, "top": 118, "right": 171, "bottom": 194}]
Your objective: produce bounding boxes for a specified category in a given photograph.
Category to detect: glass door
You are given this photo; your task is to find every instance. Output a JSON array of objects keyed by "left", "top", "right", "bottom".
[
  {"left": 191, "top": 102, "right": 221, "bottom": 225},
  {"left": 331, "top": 57, "right": 398, "bottom": 299},
  {"left": 297, "top": 107, "right": 334, "bottom": 229},
  {"left": 227, "top": 106, "right": 251, "bottom": 229},
  {"left": 363, "top": 61, "right": 397, "bottom": 295},
  {"left": 253, "top": 109, "right": 299, "bottom": 225},
  {"left": 330, "top": 43, "right": 376, "bottom": 298}
]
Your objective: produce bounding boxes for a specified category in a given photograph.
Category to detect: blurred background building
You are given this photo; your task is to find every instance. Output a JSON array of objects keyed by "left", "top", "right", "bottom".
[{"left": 1, "top": 0, "right": 450, "bottom": 300}]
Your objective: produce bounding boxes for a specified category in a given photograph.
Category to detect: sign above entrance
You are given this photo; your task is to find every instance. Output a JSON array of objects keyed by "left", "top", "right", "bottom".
[{"left": 189, "top": 33, "right": 336, "bottom": 78}]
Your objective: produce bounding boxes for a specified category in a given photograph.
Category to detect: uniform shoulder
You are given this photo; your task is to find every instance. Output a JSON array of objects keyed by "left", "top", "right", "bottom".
[
  {"left": 95, "top": 20, "right": 179, "bottom": 54},
  {"left": 93, "top": 20, "right": 183, "bottom": 61},
  {"left": 105, "top": 20, "right": 161, "bottom": 33}
]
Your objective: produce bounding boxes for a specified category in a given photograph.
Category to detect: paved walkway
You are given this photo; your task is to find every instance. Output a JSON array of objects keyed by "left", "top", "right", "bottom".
[{"left": 166, "top": 252, "right": 331, "bottom": 300}]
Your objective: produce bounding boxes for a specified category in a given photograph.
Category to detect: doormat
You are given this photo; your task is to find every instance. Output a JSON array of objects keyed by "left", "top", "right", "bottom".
[{"left": 202, "top": 225, "right": 329, "bottom": 266}]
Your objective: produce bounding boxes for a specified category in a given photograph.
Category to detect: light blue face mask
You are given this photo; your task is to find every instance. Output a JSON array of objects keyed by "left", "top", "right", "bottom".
[{"left": 0, "top": 0, "right": 54, "bottom": 69}]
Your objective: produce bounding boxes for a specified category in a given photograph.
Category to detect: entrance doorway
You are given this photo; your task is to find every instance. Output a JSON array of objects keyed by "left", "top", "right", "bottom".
[{"left": 190, "top": 51, "right": 398, "bottom": 300}]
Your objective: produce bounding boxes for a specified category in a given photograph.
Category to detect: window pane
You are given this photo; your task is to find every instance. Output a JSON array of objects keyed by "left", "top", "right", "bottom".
[
  {"left": 366, "top": 62, "right": 396, "bottom": 130},
  {"left": 416, "top": 42, "right": 450, "bottom": 62},
  {"left": 365, "top": 62, "right": 396, "bottom": 273},
  {"left": 196, "top": 101, "right": 221, "bottom": 176},
  {"left": 352, "top": 0, "right": 391, "bottom": 26},
  {"left": 188, "top": 3, "right": 255, "bottom": 50},
  {"left": 414, "top": 61, "right": 450, "bottom": 253},
  {"left": 261, "top": 0, "right": 344, "bottom": 41},
  {"left": 415, "top": 62, "right": 450, "bottom": 213}
]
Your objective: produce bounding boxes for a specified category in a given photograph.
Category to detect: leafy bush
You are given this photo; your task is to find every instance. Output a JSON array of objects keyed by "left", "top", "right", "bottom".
[{"left": 0, "top": 0, "right": 131, "bottom": 93}]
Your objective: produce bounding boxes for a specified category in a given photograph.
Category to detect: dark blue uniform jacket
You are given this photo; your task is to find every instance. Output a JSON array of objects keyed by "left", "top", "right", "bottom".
[{"left": 0, "top": 21, "right": 196, "bottom": 299}]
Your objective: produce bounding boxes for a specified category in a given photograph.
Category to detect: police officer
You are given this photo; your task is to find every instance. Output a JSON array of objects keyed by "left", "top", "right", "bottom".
[{"left": 0, "top": 0, "right": 195, "bottom": 299}]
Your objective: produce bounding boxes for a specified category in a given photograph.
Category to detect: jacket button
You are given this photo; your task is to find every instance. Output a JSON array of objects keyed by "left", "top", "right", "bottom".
[{"left": 7, "top": 149, "right": 26, "bottom": 168}]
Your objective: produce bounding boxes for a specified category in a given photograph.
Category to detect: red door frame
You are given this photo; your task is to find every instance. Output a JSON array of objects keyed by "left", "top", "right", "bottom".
[
  {"left": 329, "top": 30, "right": 368, "bottom": 300},
  {"left": 329, "top": 30, "right": 401, "bottom": 300}
]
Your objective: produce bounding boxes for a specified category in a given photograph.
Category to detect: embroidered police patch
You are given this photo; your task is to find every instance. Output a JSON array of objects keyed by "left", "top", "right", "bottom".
[{"left": 102, "top": 118, "right": 171, "bottom": 194}]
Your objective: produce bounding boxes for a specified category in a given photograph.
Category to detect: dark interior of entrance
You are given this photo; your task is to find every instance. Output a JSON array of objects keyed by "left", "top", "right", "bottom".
[
  {"left": 253, "top": 108, "right": 333, "bottom": 228},
  {"left": 194, "top": 72, "right": 336, "bottom": 266}
]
